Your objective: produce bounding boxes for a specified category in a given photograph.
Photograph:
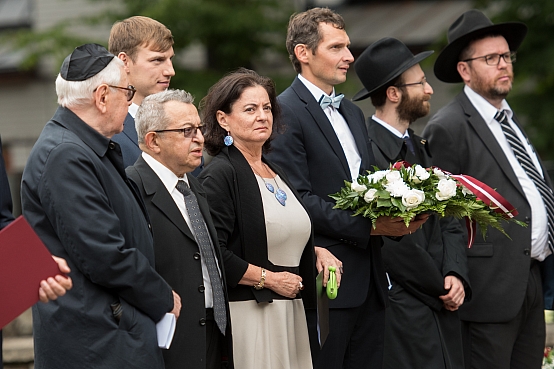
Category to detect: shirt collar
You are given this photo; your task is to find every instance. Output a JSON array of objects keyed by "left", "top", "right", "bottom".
[
  {"left": 464, "top": 85, "right": 513, "bottom": 123},
  {"left": 128, "top": 103, "right": 140, "bottom": 119},
  {"left": 141, "top": 152, "right": 189, "bottom": 193},
  {"left": 298, "top": 74, "right": 337, "bottom": 102},
  {"left": 372, "top": 115, "right": 409, "bottom": 138}
]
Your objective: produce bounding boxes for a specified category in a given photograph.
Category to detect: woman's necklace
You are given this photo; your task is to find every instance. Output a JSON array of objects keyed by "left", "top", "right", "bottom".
[{"left": 250, "top": 163, "right": 287, "bottom": 206}]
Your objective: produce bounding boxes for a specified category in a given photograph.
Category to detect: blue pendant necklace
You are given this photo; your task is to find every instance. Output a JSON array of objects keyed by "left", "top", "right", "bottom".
[{"left": 250, "top": 163, "right": 287, "bottom": 206}]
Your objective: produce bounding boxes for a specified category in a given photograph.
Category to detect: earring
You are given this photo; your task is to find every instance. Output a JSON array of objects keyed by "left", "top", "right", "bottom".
[{"left": 224, "top": 131, "right": 234, "bottom": 146}]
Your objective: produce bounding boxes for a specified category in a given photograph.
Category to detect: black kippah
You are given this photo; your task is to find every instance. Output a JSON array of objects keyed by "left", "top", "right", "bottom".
[{"left": 60, "top": 43, "right": 115, "bottom": 81}]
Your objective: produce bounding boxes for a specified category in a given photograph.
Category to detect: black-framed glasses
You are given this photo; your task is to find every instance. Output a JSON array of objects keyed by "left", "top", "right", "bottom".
[
  {"left": 93, "top": 84, "right": 136, "bottom": 101},
  {"left": 462, "top": 52, "right": 516, "bottom": 66},
  {"left": 396, "top": 77, "right": 427, "bottom": 88},
  {"left": 154, "top": 125, "right": 206, "bottom": 138}
]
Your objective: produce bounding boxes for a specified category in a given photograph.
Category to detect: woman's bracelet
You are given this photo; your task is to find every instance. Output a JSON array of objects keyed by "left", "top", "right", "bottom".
[{"left": 254, "top": 267, "right": 266, "bottom": 290}]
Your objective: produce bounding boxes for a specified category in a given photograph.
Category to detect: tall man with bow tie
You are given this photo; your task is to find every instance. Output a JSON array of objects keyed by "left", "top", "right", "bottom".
[
  {"left": 423, "top": 10, "right": 554, "bottom": 369},
  {"left": 267, "top": 8, "right": 428, "bottom": 369}
]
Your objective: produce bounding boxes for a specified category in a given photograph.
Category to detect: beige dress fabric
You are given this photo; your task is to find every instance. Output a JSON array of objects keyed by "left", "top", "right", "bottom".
[{"left": 230, "top": 174, "right": 313, "bottom": 369}]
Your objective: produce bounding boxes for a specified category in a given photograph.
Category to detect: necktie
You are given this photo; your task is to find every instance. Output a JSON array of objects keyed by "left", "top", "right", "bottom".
[
  {"left": 319, "top": 94, "right": 344, "bottom": 110},
  {"left": 495, "top": 110, "right": 554, "bottom": 252},
  {"left": 175, "top": 180, "right": 227, "bottom": 333},
  {"left": 403, "top": 136, "right": 415, "bottom": 155}
]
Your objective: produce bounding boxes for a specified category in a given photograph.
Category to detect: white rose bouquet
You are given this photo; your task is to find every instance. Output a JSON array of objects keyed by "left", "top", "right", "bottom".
[{"left": 330, "top": 162, "right": 526, "bottom": 244}]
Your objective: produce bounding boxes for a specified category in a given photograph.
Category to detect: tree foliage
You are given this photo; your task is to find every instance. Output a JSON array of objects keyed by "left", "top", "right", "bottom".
[
  {"left": 475, "top": 0, "right": 554, "bottom": 159},
  {"left": 6, "top": 0, "right": 294, "bottom": 99}
]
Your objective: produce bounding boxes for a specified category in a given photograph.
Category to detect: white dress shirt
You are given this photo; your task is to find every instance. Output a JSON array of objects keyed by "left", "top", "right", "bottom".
[
  {"left": 464, "top": 85, "right": 550, "bottom": 261},
  {"left": 142, "top": 152, "right": 218, "bottom": 307},
  {"left": 128, "top": 103, "right": 139, "bottom": 119},
  {"left": 372, "top": 115, "right": 409, "bottom": 139},
  {"left": 298, "top": 74, "right": 362, "bottom": 181}
]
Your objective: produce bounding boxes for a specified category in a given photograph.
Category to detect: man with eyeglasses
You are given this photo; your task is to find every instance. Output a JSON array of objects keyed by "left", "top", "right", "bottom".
[
  {"left": 126, "top": 89, "right": 232, "bottom": 369},
  {"left": 423, "top": 10, "right": 554, "bottom": 369},
  {"left": 351, "top": 37, "right": 471, "bottom": 369},
  {"left": 21, "top": 44, "right": 182, "bottom": 369}
]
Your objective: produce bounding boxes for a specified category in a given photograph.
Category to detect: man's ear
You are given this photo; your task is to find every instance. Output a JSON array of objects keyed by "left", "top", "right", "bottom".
[
  {"left": 118, "top": 52, "right": 131, "bottom": 73},
  {"left": 294, "top": 44, "right": 310, "bottom": 64},
  {"left": 457, "top": 62, "right": 471, "bottom": 84},
  {"left": 386, "top": 86, "right": 401, "bottom": 104},
  {"left": 144, "top": 131, "right": 161, "bottom": 154},
  {"left": 94, "top": 84, "right": 109, "bottom": 113}
]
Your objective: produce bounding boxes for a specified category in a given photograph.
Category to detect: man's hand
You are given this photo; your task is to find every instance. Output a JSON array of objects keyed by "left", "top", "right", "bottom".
[
  {"left": 314, "top": 246, "right": 343, "bottom": 287},
  {"left": 38, "top": 256, "right": 73, "bottom": 303},
  {"left": 439, "top": 275, "right": 465, "bottom": 311},
  {"left": 370, "top": 214, "right": 430, "bottom": 236},
  {"left": 170, "top": 290, "right": 182, "bottom": 319}
]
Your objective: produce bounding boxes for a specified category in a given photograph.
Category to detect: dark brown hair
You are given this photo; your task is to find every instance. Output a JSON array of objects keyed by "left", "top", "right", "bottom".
[
  {"left": 286, "top": 7, "right": 345, "bottom": 74},
  {"left": 199, "top": 68, "right": 282, "bottom": 156},
  {"left": 370, "top": 75, "right": 404, "bottom": 108}
]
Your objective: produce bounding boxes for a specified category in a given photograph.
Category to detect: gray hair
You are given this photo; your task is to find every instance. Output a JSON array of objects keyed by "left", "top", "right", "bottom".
[
  {"left": 135, "top": 89, "right": 195, "bottom": 145},
  {"left": 55, "top": 57, "right": 124, "bottom": 108}
]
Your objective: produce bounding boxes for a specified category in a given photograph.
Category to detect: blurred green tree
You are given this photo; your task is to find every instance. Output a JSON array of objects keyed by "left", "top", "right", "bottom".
[{"left": 475, "top": 0, "right": 554, "bottom": 160}]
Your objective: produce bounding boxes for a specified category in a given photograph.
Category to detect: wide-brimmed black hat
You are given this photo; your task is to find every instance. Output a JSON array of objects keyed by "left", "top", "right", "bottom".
[
  {"left": 434, "top": 9, "right": 527, "bottom": 83},
  {"left": 353, "top": 37, "right": 433, "bottom": 101}
]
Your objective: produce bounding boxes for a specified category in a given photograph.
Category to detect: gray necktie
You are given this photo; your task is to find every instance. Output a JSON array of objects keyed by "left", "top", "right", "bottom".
[
  {"left": 175, "top": 180, "right": 227, "bottom": 333},
  {"left": 495, "top": 110, "right": 554, "bottom": 252}
]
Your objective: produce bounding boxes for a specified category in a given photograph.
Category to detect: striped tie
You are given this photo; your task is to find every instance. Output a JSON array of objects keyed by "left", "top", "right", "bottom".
[{"left": 495, "top": 110, "right": 554, "bottom": 252}]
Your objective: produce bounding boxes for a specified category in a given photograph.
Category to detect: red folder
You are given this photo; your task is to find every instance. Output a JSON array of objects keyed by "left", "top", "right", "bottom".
[{"left": 0, "top": 215, "right": 60, "bottom": 329}]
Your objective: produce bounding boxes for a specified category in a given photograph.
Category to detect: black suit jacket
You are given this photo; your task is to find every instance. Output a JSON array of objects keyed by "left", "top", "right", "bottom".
[
  {"left": 0, "top": 136, "right": 14, "bottom": 229},
  {"left": 423, "top": 91, "right": 554, "bottom": 322},
  {"left": 126, "top": 156, "right": 233, "bottom": 369},
  {"left": 112, "top": 113, "right": 141, "bottom": 169},
  {"left": 267, "top": 77, "right": 388, "bottom": 310}
]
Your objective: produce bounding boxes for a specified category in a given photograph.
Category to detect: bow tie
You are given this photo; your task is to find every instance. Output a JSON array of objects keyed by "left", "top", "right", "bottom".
[{"left": 319, "top": 94, "right": 344, "bottom": 110}]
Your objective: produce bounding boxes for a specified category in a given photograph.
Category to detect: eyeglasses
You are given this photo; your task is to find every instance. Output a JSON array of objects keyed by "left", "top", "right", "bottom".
[
  {"left": 154, "top": 125, "right": 206, "bottom": 138},
  {"left": 93, "top": 84, "right": 136, "bottom": 101},
  {"left": 462, "top": 52, "right": 516, "bottom": 66},
  {"left": 396, "top": 77, "right": 427, "bottom": 88}
]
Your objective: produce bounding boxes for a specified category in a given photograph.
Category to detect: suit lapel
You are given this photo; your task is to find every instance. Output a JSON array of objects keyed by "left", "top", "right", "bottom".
[
  {"left": 458, "top": 93, "right": 526, "bottom": 197},
  {"left": 409, "top": 129, "right": 431, "bottom": 168},
  {"left": 122, "top": 114, "right": 139, "bottom": 148},
  {"left": 291, "top": 78, "right": 351, "bottom": 178},
  {"left": 367, "top": 119, "right": 404, "bottom": 165},
  {"left": 134, "top": 157, "right": 196, "bottom": 241}
]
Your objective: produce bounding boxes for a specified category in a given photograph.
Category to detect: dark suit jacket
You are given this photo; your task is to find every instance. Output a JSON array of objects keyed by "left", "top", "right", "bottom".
[
  {"left": 0, "top": 136, "right": 14, "bottom": 229},
  {"left": 127, "top": 156, "right": 233, "bottom": 369},
  {"left": 368, "top": 119, "right": 470, "bottom": 369},
  {"left": 112, "top": 113, "right": 141, "bottom": 169},
  {"left": 21, "top": 107, "right": 173, "bottom": 369},
  {"left": 267, "top": 76, "right": 388, "bottom": 310},
  {"left": 423, "top": 91, "right": 554, "bottom": 322}
]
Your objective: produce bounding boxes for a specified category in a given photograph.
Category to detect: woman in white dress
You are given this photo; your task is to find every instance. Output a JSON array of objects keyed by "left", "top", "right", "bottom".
[{"left": 198, "top": 68, "right": 342, "bottom": 369}]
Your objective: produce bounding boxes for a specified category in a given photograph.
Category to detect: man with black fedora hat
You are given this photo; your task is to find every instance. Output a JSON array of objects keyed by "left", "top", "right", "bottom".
[
  {"left": 353, "top": 37, "right": 471, "bottom": 369},
  {"left": 423, "top": 9, "right": 553, "bottom": 369},
  {"left": 21, "top": 43, "right": 181, "bottom": 369}
]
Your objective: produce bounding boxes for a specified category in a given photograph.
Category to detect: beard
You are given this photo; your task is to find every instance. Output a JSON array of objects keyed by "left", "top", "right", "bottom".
[
  {"left": 471, "top": 69, "right": 513, "bottom": 101},
  {"left": 396, "top": 91, "right": 431, "bottom": 123}
]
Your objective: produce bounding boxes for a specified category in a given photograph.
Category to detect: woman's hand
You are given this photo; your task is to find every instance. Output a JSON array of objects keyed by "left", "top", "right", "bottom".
[
  {"left": 38, "top": 256, "right": 73, "bottom": 303},
  {"left": 314, "top": 247, "right": 343, "bottom": 287},
  {"left": 264, "top": 270, "right": 303, "bottom": 299}
]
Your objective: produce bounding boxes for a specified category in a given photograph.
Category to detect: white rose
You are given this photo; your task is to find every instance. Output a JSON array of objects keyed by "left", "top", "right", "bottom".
[
  {"left": 364, "top": 188, "right": 378, "bottom": 203},
  {"left": 436, "top": 178, "right": 457, "bottom": 201},
  {"left": 386, "top": 180, "right": 410, "bottom": 198},
  {"left": 433, "top": 168, "right": 448, "bottom": 180},
  {"left": 385, "top": 170, "right": 402, "bottom": 183},
  {"left": 371, "top": 170, "right": 389, "bottom": 183},
  {"left": 351, "top": 181, "right": 367, "bottom": 193},
  {"left": 402, "top": 189, "right": 425, "bottom": 209},
  {"left": 461, "top": 185, "right": 473, "bottom": 196},
  {"left": 411, "top": 165, "right": 430, "bottom": 184}
]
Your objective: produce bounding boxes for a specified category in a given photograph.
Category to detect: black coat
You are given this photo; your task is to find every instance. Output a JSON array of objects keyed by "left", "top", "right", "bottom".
[
  {"left": 127, "top": 156, "right": 233, "bottom": 369},
  {"left": 21, "top": 107, "right": 173, "bottom": 369},
  {"left": 368, "top": 119, "right": 471, "bottom": 369},
  {"left": 423, "top": 91, "right": 554, "bottom": 321}
]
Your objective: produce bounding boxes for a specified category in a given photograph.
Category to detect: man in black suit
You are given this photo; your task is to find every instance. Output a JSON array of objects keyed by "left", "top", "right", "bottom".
[
  {"left": 352, "top": 37, "right": 470, "bottom": 369},
  {"left": 267, "top": 8, "right": 428, "bottom": 369},
  {"left": 108, "top": 16, "right": 176, "bottom": 168},
  {"left": 126, "top": 89, "right": 232, "bottom": 369},
  {"left": 423, "top": 10, "right": 553, "bottom": 369}
]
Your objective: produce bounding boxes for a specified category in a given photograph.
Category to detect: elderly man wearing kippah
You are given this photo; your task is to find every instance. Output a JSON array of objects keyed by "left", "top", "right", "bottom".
[{"left": 21, "top": 43, "right": 181, "bottom": 369}]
